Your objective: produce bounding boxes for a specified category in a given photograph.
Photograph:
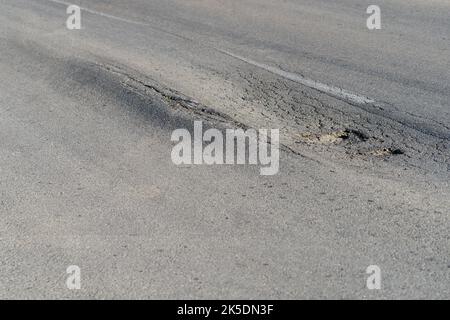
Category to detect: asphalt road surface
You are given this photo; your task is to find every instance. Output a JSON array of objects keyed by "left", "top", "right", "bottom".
[{"left": 0, "top": 0, "right": 449, "bottom": 299}]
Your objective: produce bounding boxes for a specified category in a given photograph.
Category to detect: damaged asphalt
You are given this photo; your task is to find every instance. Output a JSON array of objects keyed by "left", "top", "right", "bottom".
[{"left": 0, "top": 0, "right": 449, "bottom": 299}]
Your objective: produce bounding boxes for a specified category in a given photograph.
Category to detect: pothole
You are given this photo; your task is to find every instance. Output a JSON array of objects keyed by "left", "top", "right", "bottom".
[
  {"left": 369, "top": 148, "right": 404, "bottom": 157},
  {"left": 296, "top": 129, "right": 368, "bottom": 145}
]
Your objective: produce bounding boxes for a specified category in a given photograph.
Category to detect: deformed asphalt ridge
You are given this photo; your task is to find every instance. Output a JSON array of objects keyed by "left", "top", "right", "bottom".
[
  {"left": 0, "top": 0, "right": 449, "bottom": 299},
  {"left": 25, "top": 0, "right": 450, "bottom": 181}
]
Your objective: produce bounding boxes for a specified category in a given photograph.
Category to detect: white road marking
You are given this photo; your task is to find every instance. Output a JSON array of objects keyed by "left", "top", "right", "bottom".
[
  {"left": 217, "top": 50, "right": 375, "bottom": 104},
  {"left": 48, "top": 0, "right": 376, "bottom": 105}
]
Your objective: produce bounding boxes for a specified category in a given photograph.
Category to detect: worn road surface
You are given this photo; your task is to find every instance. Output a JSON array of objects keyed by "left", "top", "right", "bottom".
[{"left": 0, "top": 0, "right": 449, "bottom": 299}]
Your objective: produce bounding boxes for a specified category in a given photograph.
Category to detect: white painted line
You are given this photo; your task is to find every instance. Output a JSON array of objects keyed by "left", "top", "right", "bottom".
[
  {"left": 47, "top": 0, "right": 376, "bottom": 105},
  {"left": 48, "top": 0, "right": 190, "bottom": 41},
  {"left": 218, "top": 50, "right": 376, "bottom": 105},
  {"left": 50, "top": 0, "right": 156, "bottom": 27}
]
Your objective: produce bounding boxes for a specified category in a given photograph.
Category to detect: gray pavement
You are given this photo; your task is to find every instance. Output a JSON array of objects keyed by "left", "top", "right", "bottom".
[{"left": 0, "top": 0, "right": 449, "bottom": 299}]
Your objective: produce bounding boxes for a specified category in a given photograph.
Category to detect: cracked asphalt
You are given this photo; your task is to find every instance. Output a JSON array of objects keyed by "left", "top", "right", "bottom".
[{"left": 0, "top": 0, "right": 449, "bottom": 299}]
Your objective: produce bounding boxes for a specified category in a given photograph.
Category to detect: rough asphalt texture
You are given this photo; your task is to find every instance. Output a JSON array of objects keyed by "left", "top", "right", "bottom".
[{"left": 0, "top": 0, "right": 449, "bottom": 299}]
